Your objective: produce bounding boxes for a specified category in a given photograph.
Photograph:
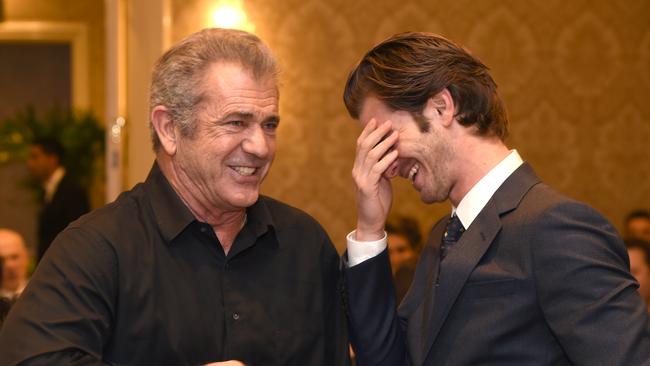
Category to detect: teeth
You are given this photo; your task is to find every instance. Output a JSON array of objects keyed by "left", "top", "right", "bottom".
[
  {"left": 408, "top": 164, "right": 419, "bottom": 181},
  {"left": 233, "top": 166, "right": 256, "bottom": 176}
]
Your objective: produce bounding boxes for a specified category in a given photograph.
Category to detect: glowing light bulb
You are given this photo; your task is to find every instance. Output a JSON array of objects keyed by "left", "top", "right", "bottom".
[{"left": 210, "top": 0, "right": 255, "bottom": 32}]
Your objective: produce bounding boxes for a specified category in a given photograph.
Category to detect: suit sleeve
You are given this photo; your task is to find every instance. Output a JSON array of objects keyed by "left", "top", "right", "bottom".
[
  {"left": 344, "top": 249, "right": 407, "bottom": 366},
  {"left": 0, "top": 226, "right": 116, "bottom": 365},
  {"left": 532, "top": 201, "right": 650, "bottom": 366}
]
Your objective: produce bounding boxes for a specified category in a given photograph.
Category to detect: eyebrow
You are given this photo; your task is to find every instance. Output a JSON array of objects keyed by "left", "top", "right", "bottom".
[{"left": 218, "top": 112, "right": 280, "bottom": 124}]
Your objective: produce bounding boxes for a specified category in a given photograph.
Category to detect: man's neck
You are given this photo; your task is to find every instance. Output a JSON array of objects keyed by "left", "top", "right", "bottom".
[
  {"left": 448, "top": 134, "right": 511, "bottom": 207},
  {"left": 156, "top": 157, "right": 246, "bottom": 254}
]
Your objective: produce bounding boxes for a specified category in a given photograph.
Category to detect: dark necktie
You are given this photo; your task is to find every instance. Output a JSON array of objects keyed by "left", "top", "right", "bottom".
[{"left": 440, "top": 215, "right": 465, "bottom": 260}]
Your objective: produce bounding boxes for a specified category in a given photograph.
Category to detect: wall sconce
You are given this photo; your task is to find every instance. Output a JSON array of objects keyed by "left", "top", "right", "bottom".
[{"left": 209, "top": 0, "right": 255, "bottom": 33}]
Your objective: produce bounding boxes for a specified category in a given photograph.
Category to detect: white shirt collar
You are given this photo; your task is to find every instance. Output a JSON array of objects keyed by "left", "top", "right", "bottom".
[
  {"left": 453, "top": 150, "right": 523, "bottom": 229},
  {"left": 44, "top": 167, "right": 65, "bottom": 202},
  {"left": 0, "top": 280, "right": 27, "bottom": 298}
]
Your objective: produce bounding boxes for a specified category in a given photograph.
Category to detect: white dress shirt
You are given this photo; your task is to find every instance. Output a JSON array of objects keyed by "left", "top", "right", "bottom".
[
  {"left": 347, "top": 150, "right": 524, "bottom": 267},
  {"left": 43, "top": 167, "right": 65, "bottom": 203}
]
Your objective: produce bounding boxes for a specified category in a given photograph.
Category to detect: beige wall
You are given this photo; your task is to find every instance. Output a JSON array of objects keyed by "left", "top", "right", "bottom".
[
  {"left": 4, "top": 0, "right": 647, "bottom": 253},
  {"left": 0, "top": 0, "right": 105, "bottom": 254},
  {"left": 170, "top": 0, "right": 650, "bottom": 252},
  {"left": 4, "top": 0, "right": 105, "bottom": 119}
]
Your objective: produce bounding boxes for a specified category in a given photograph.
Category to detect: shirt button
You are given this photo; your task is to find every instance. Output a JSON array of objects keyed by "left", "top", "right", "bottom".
[{"left": 232, "top": 312, "right": 240, "bottom": 320}]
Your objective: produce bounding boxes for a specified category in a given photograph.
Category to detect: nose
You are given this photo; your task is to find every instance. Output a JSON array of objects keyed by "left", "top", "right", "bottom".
[{"left": 242, "top": 125, "right": 271, "bottom": 158}]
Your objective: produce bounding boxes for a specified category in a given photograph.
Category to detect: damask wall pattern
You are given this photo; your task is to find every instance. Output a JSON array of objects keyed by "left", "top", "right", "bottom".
[{"left": 173, "top": 0, "right": 650, "bottom": 252}]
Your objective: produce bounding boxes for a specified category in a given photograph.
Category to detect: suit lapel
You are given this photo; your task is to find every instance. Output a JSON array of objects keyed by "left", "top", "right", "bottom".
[
  {"left": 411, "top": 219, "right": 446, "bottom": 365},
  {"left": 419, "top": 163, "right": 542, "bottom": 363},
  {"left": 421, "top": 203, "right": 502, "bottom": 360}
]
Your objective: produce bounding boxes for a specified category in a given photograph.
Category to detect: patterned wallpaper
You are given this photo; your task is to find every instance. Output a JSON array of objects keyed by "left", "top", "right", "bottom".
[{"left": 172, "top": 0, "right": 650, "bottom": 252}]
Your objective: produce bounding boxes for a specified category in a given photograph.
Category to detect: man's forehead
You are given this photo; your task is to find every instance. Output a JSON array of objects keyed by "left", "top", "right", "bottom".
[
  {"left": 358, "top": 96, "right": 389, "bottom": 124},
  {"left": 205, "top": 61, "right": 277, "bottom": 89},
  {"left": 0, "top": 231, "right": 26, "bottom": 249},
  {"left": 0, "top": 241, "right": 26, "bottom": 255}
]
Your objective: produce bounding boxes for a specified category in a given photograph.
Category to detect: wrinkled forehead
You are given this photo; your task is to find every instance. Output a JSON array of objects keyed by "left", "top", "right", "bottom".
[{"left": 200, "top": 62, "right": 278, "bottom": 102}]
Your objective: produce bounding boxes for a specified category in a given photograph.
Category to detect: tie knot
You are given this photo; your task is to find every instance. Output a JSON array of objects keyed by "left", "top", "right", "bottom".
[
  {"left": 441, "top": 215, "right": 465, "bottom": 260},
  {"left": 444, "top": 215, "right": 465, "bottom": 242}
]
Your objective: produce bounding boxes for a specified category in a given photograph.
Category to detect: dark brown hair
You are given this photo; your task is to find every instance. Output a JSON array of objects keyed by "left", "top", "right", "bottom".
[{"left": 343, "top": 32, "right": 508, "bottom": 138}]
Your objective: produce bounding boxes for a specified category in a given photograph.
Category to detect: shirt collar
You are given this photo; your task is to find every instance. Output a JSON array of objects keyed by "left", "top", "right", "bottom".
[
  {"left": 145, "top": 162, "right": 196, "bottom": 242},
  {"left": 44, "top": 167, "right": 65, "bottom": 202},
  {"left": 144, "top": 162, "right": 276, "bottom": 243},
  {"left": 246, "top": 196, "right": 276, "bottom": 237},
  {"left": 0, "top": 280, "right": 27, "bottom": 298},
  {"left": 454, "top": 150, "right": 524, "bottom": 229}
]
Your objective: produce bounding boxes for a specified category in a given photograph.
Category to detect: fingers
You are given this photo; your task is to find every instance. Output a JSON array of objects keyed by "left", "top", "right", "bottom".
[
  {"left": 367, "top": 130, "right": 398, "bottom": 165},
  {"left": 352, "top": 127, "right": 399, "bottom": 217},
  {"left": 352, "top": 118, "right": 399, "bottom": 241},
  {"left": 372, "top": 149, "right": 398, "bottom": 177},
  {"left": 356, "top": 119, "right": 394, "bottom": 159}
]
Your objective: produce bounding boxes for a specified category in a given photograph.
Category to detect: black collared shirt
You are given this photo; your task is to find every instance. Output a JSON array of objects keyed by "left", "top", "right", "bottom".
[{"left": 0, "top": 163, "right": 347, "bottom": 366}]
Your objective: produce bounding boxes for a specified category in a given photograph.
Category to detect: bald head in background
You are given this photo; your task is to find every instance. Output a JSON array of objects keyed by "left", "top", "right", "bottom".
[{"left": 0, "top": 229, "right": 30, "bottom": 298}]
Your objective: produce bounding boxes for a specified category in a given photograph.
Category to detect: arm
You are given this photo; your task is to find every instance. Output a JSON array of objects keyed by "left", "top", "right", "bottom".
[
  {"left": 345, "top": 249, "right": 407, "bottom": 366},
  {"left": 344, "top": 118, "right": 407, "bottom": 365},
  {"left": 0, "top": 227, "right": 116, "bottom": 365},
  {"left": 533, "top": 201, "right": 650, "bottom": 366}
]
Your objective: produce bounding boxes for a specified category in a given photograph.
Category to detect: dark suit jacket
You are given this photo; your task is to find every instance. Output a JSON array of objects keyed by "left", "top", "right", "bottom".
[
  {"left": 345, "top": 163, "right": 650, "bottom": 366},
  {"left": 37, "top": 174, "right": 89, "bottom": 261}
]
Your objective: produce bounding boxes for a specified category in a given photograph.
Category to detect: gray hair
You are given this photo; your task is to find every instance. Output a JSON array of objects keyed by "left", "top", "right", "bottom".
[{"left": 149, "top": 28, "right": 278, "bottom": 151}]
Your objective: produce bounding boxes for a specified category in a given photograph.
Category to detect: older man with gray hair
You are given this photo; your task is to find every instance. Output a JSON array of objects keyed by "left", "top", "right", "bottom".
[
  {"left": 0, "top": 229, "right": 30, "bottom": 300},
  {"left": 0, "top": 28, "right": 347, "bottom": 366}
]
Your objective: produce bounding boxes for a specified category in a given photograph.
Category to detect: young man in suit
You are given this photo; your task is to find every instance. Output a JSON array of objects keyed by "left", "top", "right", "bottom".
[
  {"left": 343, "top": 32, "right": 650, "bottom": 365},
  {"left": 27, "top": 138, "right": 89, "bottom": 262}
]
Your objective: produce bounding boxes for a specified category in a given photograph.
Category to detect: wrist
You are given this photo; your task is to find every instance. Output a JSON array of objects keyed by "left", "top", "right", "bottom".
[{"left": 355, "top": 226, "right": 385, "bottom": 241}]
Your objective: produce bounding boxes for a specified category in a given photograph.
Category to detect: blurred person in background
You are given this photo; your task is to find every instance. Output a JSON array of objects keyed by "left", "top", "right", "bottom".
[
  {"left": 27, "top": 137, "right": 89, "bottom": 262},
  {"left": 0, "top": 260, "right": 12, "bottom": 328},
  {"left": 0, "top": 229, "right": 30, "bottom": 299},
  {"left": 386, "top": 216, "right": 422, "bottom": 303},
  {"left": 626, "top": 239, "right": 650, "bottom": 314},
  {"left": 625, "top": 209, "right": 650, "bottom": 242}
]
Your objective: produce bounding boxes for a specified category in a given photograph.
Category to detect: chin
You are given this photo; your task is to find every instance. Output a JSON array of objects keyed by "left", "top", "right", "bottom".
[
  {"left": 419, "top": 187, "right": 448, "bottom": 204},
  {"left": 229, "top": 191, "right": 260, "bottom": 209}
]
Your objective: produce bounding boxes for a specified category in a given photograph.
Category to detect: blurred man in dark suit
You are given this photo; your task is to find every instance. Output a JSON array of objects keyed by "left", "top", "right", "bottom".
[{"left": 27, "top": 138, "right": 89, "bottom": 262}]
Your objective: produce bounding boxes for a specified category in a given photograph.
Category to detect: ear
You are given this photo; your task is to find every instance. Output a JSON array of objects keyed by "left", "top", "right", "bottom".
[
  {"left": 423, "top": 88, "right": 456, "bottom": 128},
  {"left": 150, "top": 105, "right": 177, "bottom": 156}
]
